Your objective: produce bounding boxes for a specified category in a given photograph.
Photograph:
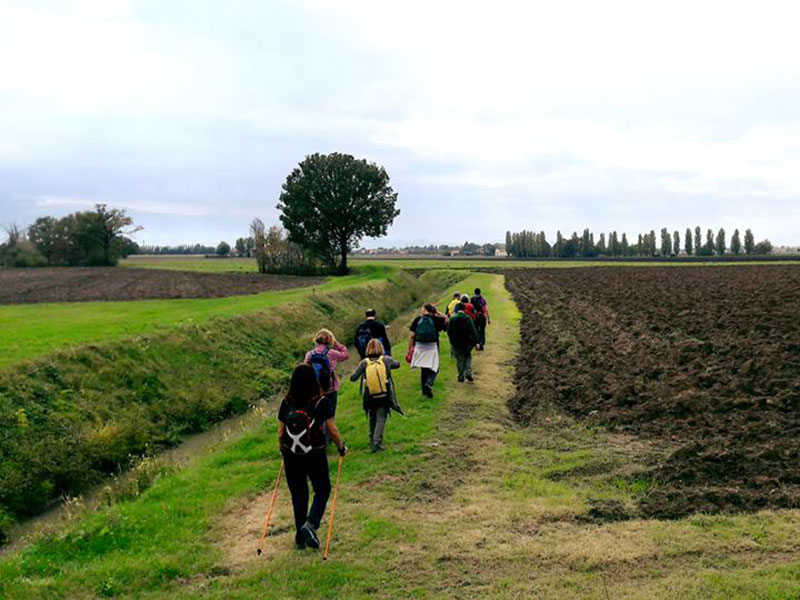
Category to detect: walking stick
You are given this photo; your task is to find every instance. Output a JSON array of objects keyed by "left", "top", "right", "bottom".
[
  {"left": 323, "top": 454, "right": 344, "bottom": 560},
  {"left": 256, "top": 461, "right": 284, "bottom": 556}
]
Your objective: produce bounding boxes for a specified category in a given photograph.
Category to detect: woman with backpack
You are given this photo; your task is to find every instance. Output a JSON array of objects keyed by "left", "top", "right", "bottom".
[
  {"left": 305, "top": 329, "right": 349, "bottom": 441},
  {"left": 407, "top": 303, "right": 447, "bottom": 398},
  {"left": 349, "top": 339, "right": 401, "bottom": 453},
  {"left": 278, "top": 364, "right": 347, "bottom": 550}
]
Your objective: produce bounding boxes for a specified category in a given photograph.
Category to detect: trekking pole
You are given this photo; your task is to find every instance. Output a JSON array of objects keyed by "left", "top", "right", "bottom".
[
  {"left": 256, "top": 461, "right": 284, "bottom": 556},
  {"left": 322, "top": 454, "right": 344, "bottom": 561}
]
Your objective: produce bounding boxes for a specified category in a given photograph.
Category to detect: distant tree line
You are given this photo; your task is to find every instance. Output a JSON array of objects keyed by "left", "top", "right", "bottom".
[
  {"left": 1, "top": 204, "right": 141, "bottom": 268},
  {"left": 137, "top": 243, "right": 216, "bottom": 255},
  {"left": 505, "top": 227, "right": 773, "bottom": 258}
]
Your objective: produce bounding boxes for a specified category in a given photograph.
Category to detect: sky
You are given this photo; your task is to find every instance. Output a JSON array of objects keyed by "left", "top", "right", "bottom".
[{"left": 1, "top": 0, "right": 799, "bottom": 248}]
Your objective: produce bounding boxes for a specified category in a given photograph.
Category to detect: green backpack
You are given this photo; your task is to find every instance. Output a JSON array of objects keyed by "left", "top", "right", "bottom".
[{"left": 415, "top": 315, "right": 437, "bottom": 343}]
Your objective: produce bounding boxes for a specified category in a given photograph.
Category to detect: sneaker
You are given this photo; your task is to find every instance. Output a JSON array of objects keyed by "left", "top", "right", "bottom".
[
  {"left": 466, "top": 374, "right": 474, "bottom": 382},
  {"left": 423, "top": 385, "right": 434, "bottom": 399},
  {"left": 295, "top": 533, "right": 306, "bottom": 550},
  {"left": 300, "top": 521, "right": 320, "bottom": 549},
  {"left": 458, "top": 375, "right": 465, "bottom": 383},
  {"left": 371, "top": 443, "right": 384, "bottom": 453}
]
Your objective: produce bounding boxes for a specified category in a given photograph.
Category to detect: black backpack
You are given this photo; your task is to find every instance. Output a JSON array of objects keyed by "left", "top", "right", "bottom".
[
  {"left": 355, "top": 323, "right": 374, "bottom": 359},
  {"left": 282, "top": 398, "right": 323, "bottom": 455},
  {"left": 415, "top": 315, "right": 437, "bottom": 343},
  {"left": 471, "top": 295, "right": 487, "bottom": 316}
]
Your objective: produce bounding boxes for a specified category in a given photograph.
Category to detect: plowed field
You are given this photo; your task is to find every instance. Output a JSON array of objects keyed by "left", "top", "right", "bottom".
[
  {"left": 506, "top": 266, "right": 800, "bottom": 518},
  {"left": 0, "top": 267, "right": 323, "bottom": 304}
]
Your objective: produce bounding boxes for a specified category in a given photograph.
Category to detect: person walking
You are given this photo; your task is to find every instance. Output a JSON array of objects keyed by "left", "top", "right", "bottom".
[
  {"left": 278, "top": 364, "right": 347, "bottom": 550},
  {"left": 460, "top": 294, "right": 476, "bottom": 320},
  {"left": 349, "top": 339, "right": 401, "bottom": 452},
  {"left": 446, "top": 292, "right": 462, "bottom": 318},
  {"left": 354, "top": 308, "right": 392, "bottom": 359},
  {"left": 305, "top": 329, "right": 349, "bottom": 441},
  {"left": 447, "top": 303, "right": 480, "bottom": 382},
  {"left": 470, "top": 287, "right": 491, "bottom": 350},
  {"left": 408, "top": 303, "right": 447, "bottom": 398}
]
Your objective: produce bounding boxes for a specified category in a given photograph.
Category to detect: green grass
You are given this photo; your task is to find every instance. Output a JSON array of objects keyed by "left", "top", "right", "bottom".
[
  {"left": 0, "top": 266, "right": 391, "bottom": 368},
  {"left": 123, "top": 254, "right": 800, "bottom": 273},
  {"left": 122, "top": 256, "right": 260, "bottom": 273},
  {"left": 0, "top": 269, "right": 463, "bottom": 533},
  {"left": 2, "top": 272, "right": 799, "bottom": 598}
]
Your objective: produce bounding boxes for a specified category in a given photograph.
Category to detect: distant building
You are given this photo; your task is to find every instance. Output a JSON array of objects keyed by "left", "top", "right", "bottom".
[{"left": 494, "top": 247, "right": 508, "bottom": 257}]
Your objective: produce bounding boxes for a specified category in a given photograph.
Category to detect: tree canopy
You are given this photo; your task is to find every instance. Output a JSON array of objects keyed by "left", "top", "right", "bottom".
[{"left": 277, "top": 152, "right": 400, "bottom": 274}]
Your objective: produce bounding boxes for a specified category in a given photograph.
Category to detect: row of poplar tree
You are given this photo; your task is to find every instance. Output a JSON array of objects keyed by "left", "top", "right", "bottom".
[{"left": 505, "top": 227, "right": 773, "bottom": 258}]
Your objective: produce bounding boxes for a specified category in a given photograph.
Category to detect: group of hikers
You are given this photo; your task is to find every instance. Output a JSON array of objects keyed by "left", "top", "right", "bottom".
[{"left": 274, "top": 288, "right": 491, "bottom": 551}]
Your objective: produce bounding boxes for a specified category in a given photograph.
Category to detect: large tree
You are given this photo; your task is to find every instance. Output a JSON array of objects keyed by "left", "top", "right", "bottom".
[
  {"left": 78, "top": 204, "right": 142, "bottom": 266},
  {"left": 277, "top": 153, "right": 400, "bottom": 274},
  {"left": 730, "top": 229, "right": 741, "bottom": 255}
]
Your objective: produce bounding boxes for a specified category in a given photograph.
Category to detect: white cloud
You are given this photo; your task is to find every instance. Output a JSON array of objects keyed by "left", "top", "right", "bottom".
[{"left": 1, "top": 0, "right": 799, "bottom": 245}]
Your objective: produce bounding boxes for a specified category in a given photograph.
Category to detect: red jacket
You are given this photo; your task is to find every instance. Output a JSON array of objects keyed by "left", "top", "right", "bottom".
[{"left": 462, "top": 303, "right": 476, "bottom": 320}]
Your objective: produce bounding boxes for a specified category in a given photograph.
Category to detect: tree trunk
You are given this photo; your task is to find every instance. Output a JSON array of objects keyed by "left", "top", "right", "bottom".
[{"left": 338, "top": 242, "right": 349, "bottom": 275}]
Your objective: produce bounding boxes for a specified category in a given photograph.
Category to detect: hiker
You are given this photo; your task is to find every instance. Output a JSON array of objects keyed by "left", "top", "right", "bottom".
[
  {"left": 460, "top": 294, "right": 476, "bottom": 320},
  {"left": 407, "top": 303, "right": 447, "bottom": 398},
  {"left": 349, "top": 339, "right": 402, "bottom": 452},
  {"left": 447, "top": 303, "right": 479, "bottom": 382},
  {"left": 354, "top": 308, "right": 392, "bottom": 359},
  {"left": 305, "top": 329, "right": 349, "bottom": 441},
  {"left": 470, "top": 287, "right": 491, "bottom": 351},
  {"left": 445, "top": 292, "right": 461, "bottom": 318},
  {"left": 278, "top": 363, "right": 347, "bottom": 550}
]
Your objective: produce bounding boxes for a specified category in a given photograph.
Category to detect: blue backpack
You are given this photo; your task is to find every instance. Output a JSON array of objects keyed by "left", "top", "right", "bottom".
[{"left": 308, "top": 348, "right": 332, "bottom": 391}]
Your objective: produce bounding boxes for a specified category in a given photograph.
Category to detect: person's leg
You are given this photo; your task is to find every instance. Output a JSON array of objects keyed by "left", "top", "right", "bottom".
[
  {"left": 420, "top": 368, "right": 427, "bottom": 393},
  {"left": 372, "top": 406, "right": 388, "bottom": 449},
  {"left": 476, "top": 317, "right": 486, "bottom": 349},
  {"left": 465, "top": 350, "right": 474, "bottom": 381},
  {"left": 322, "top": 391, "right": 338, "bottom": 443},
  {"left": 369, "top": 408, "right": 377, "bottom": 444},
  {"left": 282, "top": 453, "right": 310, "bottom": 544},
  {"left": 306, "top": 450, "right": 332, "bottom": 530},
  {"left": 455, "top": 349, "right": 466, "bottom": 381},
  {"left": 426, "top": 367, "right": 438, "bottom": 389}
]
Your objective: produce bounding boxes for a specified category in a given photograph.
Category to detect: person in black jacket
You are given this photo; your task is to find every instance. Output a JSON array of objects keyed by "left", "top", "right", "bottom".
[
  {"left": 354, "top": 308, "right": 392, "bottom": 359},
  {"left": 278, "top": 364, "right": 347, "bottom": 550},
  {"left": 446, "top": 303, "right": 479, "bottom": 382}
]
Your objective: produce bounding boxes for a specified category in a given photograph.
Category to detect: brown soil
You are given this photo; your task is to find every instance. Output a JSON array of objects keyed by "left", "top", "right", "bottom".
[
  {"left": 0, "top": 268, "right": 324, "bottom": 304},
  {"left": 505, "top": 266, "right": 800, "bottom": 518}
]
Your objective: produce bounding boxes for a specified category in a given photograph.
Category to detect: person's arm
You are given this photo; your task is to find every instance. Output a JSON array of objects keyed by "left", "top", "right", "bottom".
[
  {"left": 277, "top": 421, "right": 285, "bottom": 452},
  {"left": 485, "top": 302, "right": 491, "bottom": 324},
  {"left": 349, "top": 360, "right": 367, "bottom": 382},
  {"left": 325, "top": 418, "right": 347, "bottom": 455},
  {"left": 385, "top": 356, "right": 401, "bottom": 369},
  {"left": 379, "top": 323, "right": 392, "bottom": 356},
  {"left": 328, "top": 342, "right": 349, "bottom": 362}
]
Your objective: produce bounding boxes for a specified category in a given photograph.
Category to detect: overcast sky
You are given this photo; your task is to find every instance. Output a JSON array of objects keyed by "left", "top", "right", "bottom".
[{"left": 2, "top": 0, "right": 799, "bottom": 247}]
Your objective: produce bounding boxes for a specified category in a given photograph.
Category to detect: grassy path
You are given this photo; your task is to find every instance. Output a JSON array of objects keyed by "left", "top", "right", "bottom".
[
  {"left": 0, "top": 266, "right": 390, "bottom": 367},
  {"left": 2, "top": 273, "right": 799, "bottom": 598}
]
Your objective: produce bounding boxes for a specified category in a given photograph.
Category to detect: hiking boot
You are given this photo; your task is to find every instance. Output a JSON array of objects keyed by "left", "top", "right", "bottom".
[
  {"left": 295, "top": 533, "right": 306, "bottom": 550},
  {"left": 423, "top": 385, "right": 434, "bottom": 399},
  {"left": 466, "top": 374, "right": 474, "bottom": 382},
  {"left": 371, "top": 443, "right": 384, "bottom": 453},
  {"left": 300, "top": 521, "right": 320, "bottom": 549},
  {"left": 458, "top": 375, "right": 465, "bottom": 383}
]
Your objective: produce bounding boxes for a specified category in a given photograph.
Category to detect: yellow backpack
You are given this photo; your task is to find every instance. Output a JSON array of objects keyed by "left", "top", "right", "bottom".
[{"left": 365, "top": 358, "right": 389, "bottom": 398}]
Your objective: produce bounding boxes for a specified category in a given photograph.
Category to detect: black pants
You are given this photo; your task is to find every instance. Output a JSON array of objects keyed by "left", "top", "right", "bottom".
[
  {"left": 322, "top": 391, "right": 338, "bottom": 444},
  {"left": 475, "top": 315, "right": 487, "bottom": 347},
  {"left": 282, "top": 449, "right": 331, "bottom": 534},
  {"left": 421, "top": 368, "right": 438, "bottom": 391}
]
